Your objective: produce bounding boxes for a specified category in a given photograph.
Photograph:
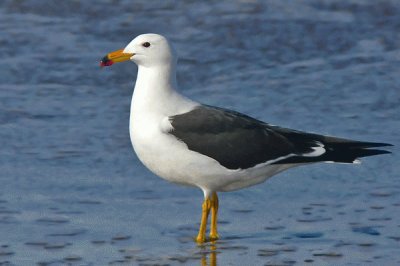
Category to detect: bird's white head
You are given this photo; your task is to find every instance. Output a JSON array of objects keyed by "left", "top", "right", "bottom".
[{"left": 100, "top": 33, "right": 177, "bottom": 68}]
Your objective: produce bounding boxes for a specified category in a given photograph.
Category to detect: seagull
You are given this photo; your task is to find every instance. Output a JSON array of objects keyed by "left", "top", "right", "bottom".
[{"left": 100, "top": 33, "right": 392, "bottom": 243}]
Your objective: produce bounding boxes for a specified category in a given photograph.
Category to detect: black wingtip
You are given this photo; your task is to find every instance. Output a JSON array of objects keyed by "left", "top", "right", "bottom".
[
  {"left": 367, "top": 142, "right": 394, "bottom": 148},
  {"left": 360, "top": 149, "right": 392, "bottom": 157},
  {"left": 350, "top": 141, "right": 394, "bottom": 149}
]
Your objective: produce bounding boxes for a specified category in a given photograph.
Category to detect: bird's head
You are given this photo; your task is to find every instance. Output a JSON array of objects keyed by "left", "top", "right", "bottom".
[{"left": 100, "top": 33, "right": 176, "bottom": 68}]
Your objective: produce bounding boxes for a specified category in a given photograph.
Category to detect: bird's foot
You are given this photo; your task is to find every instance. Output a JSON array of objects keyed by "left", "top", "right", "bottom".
[
  {"left": 195, "top": 234, "right": 206, "bottom": 244},
  {"left": 209, "top": 232, "right": 219, "bottom": 241}
]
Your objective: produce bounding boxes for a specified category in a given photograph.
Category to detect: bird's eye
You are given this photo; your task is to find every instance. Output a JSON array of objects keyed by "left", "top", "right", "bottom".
[{"left": 142, "top": 42, "right": 151, "bottom": 48}]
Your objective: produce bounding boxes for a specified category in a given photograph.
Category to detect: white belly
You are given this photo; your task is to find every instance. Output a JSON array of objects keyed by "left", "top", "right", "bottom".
[{"left": 130, "top": 113, "right": 222, "bottom": 187}]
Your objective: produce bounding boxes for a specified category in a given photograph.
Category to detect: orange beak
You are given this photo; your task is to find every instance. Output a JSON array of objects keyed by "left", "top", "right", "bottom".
[{"left": 100, "top": 49, "right": 134, "bottom": 67}]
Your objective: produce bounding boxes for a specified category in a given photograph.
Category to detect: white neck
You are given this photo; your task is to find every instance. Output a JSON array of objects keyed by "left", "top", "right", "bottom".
[{"left": 131, "top": 64, "right": 197, "bottom": 117}]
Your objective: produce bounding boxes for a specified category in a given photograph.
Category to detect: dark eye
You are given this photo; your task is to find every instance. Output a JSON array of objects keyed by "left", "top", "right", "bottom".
[{"left": 142, "top": 42, "right": 151, "bottom": 48}]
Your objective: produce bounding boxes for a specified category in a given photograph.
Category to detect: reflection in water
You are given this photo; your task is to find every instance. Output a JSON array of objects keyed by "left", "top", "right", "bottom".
[
  {"left": 201, "top": 251, "right": 217, "bottom": 266},
  {"left": 200, "top": 241, "right": 218, "bottom": 266}
]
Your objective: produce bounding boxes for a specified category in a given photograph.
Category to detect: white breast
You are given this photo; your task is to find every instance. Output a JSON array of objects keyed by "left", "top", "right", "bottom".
[
  {"left": 129, "top": 110, "right": 213, "bottom": 187},
  {"left": 128, "top": 64, "right": 201, "bottom": 186}
]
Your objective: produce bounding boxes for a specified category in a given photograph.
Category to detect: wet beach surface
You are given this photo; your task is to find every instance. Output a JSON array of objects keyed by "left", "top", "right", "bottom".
[{"left": 0, "top": 0, "right": 399, "bottom": 265}]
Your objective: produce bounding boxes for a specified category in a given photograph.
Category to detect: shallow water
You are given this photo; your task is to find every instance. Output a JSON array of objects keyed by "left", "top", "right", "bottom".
[{"left": 0, "top": 0, "right": 399, "bottom": 265}]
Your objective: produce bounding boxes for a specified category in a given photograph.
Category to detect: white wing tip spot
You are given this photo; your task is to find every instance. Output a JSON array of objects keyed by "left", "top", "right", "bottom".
[{"left": 303, "top": 141, "right": 326, "bottom": 157}]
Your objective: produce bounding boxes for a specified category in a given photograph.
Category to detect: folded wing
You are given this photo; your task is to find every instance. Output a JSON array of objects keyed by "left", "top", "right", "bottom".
[{"left": 168, "top": 105, "right": 392, "bottom": 170}]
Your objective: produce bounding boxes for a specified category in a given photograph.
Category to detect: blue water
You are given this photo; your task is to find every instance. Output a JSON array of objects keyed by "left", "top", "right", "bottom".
[{"left": 0, "top": 0, "right": 399, "bottom": 265}]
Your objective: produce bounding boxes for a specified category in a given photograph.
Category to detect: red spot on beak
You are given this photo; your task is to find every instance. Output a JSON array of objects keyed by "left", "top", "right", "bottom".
[
  {"left": 100, "top": 55, "right": 113, "bottom": 68},
  {"left": 100, "top": 60, "right": 114, "bottom": 67}
]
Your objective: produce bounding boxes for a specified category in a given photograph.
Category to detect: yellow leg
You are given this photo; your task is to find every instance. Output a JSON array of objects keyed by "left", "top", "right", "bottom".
[
  {"left": 209, "top": 192, "right": 219, "bottom": 240},
  {"left": 196, "top": 197, "right": 211, "bottom": 243}
]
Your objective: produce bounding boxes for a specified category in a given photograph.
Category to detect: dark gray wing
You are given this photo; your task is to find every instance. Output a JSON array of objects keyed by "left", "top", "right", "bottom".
[
  {"left": 168, "top": 105, "right": 311, "bottom": 169},
  {"left": 169, "top": 105, "right": 392, "bottom": 170}
]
